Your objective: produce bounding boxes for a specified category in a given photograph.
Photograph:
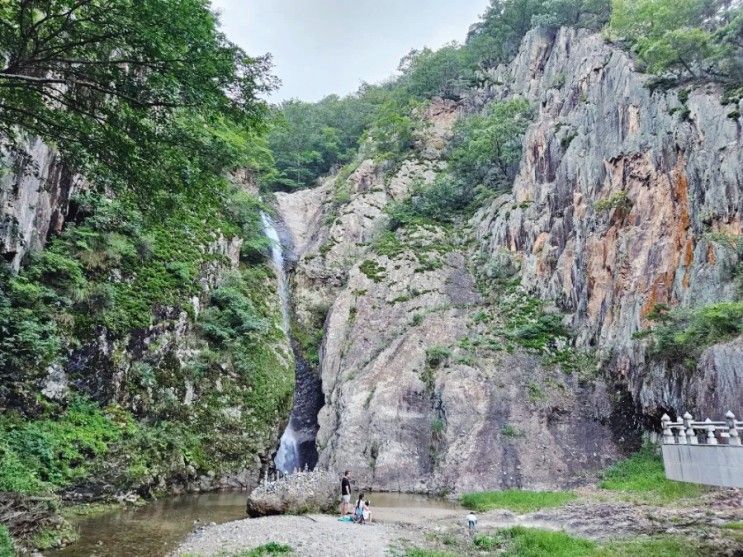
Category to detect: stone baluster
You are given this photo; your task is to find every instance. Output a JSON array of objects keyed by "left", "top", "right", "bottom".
[
  {"left": 705, "top": 418, "right": 718, "bottom": 445},
  {"left": 661, "top": 414, "right": 674, "bottom": 444},
  {"left": 684, "top": 412, "right": 698, "bottom": 444},
  {"left": 726, "top": 411, "right": 741, "bottom": 446},
  {"left": 264, "top": 469, "right": 268, "bottom": 486},
  {"left": 676, "top": 417, "right": 687, "bottom": 444}
]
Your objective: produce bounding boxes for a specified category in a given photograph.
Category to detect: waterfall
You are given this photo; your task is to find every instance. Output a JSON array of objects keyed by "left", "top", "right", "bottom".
[
  {"left": 261, "top": 212, "right": 290, "bottom": 329},
  {"left": 260, "top": 211, "right": 322, "bottom": 475}
]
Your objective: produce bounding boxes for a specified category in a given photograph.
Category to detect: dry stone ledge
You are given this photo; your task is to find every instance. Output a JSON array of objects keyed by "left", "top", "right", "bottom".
[{"left": 245, "top": 470, "right": 338, "bottom": 517}]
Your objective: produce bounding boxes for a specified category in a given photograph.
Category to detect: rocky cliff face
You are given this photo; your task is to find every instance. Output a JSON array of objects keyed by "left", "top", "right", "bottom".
[
  {"left": 471, "top": 27, "right": 743, "bottom": 419},
  {"left": 277, "top": 99, "right": 621, "bottom": 493},
  {"left": 0, "top": 138, "right": 79, "bottom": 271},
  {"left": 276, "top": 27, "right": 743, "bottom": 493}
]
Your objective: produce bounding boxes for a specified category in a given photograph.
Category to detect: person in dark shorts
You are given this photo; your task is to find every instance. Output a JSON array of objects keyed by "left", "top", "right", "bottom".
[{"left": 340, "top": 470, "right": 352, "bottom": 515}]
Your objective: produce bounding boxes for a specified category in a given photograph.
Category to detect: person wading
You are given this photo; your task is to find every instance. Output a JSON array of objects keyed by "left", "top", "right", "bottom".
[{"left": 340, "top": 470, "right": 352, "bottom": 516}]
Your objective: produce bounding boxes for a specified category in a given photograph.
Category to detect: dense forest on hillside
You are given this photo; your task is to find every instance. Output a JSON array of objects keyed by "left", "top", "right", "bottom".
[
  {"left": 1, "top": 0, "right": 743, "bottom": 553},
  {"left": 263, "top": 0, "right": 743, "bottom": 195}
]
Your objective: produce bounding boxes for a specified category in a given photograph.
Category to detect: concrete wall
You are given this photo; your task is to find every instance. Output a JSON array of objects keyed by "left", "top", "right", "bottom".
[{"left": 662, "top": 445, "right": 743, "bottom": 488}]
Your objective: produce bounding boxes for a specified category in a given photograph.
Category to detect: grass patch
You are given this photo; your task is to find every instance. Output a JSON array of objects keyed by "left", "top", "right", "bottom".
[
  {"left": 598, "top": 535, "right": 711, "bottom": 556},
  {"left": 460, "top": 490, "right": 576, "bottom": 513},
  {"left": 234, "top": 542, "right": 293, "bottom": 556},
  {"left": 599, "top": 444, "right": 705, "bottom": 503},
  {"left": 405, "top": 549, "right": 459, "bottom": 557},
  {"left": 500, "top": 527, "right": 595, "bottom": 557}
]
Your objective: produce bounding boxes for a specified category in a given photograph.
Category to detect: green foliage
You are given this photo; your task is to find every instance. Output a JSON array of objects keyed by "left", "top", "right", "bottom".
[
  {"left": 405, "top": 549, "right": 459, "bottom": 557},
  {"left": 235, "top": 542, "right": 293, "bottom": 556},
  {"left": 501, "top": 424, "right": 525, "bottom": 437},
  {"left": 450, "top": 98, "right": 532, "bottom": 194},
  {"left": 425, "top": 345, "right": 452, "bottom": 368},
  {"left": 643, "top": 301, "right": 743, "bottom": 369},
  {"left": 608, "top": 0, "right": 743, "bottom": 83},
  {"left": 359, "top": 260, "right": 387, "bottom": 282},
  {"left": 600, "top": 444, "right": 705, "bottom": 502},
  {"left": 473, "top": 534, "right": 499, "bottom": 550},
  {"left": 594, "top": 191, "right": 631, "bottom": 212},
  {"left": 598, "top": 535, "right": 710, "bottom": 556},
  {"left": 0, "top": 525, "right": 13, "bottom": 557},
  {"left": 200, "top": 274, "right": 267, "bottom": 346},
  {"left": 460, "top": 490, "right": 577, "bottom": 513},
  {"left": 396, "top": 44, "right": 473, "bottom": 100},
  {"left": 265, "top": 94, "right": 379, "bottom": 190},
  {"left": 0, "top": 0, "right": 273, "bottom": 190},
  {"left": 532, "top": 0, "right": 612, "bottom": 29},
  {"left": 0, "top": 398, "right": 129, "bottom": 493},
  {"left": 499, "top": 527, "right": 596, "bottom": 557}
]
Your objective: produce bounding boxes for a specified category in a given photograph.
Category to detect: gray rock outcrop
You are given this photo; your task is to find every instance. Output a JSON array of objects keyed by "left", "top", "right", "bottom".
[
  {"left": 275, "top": 26, "right": 743, "bottom": 493},
  {"left": 246, "top": 470, "right": 338, "bottom": 516}
]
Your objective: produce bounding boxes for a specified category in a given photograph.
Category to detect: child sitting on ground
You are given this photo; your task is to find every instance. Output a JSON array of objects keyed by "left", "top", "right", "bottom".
[{"left": 362, "top": 500, "right": 371, "bottom": 524}]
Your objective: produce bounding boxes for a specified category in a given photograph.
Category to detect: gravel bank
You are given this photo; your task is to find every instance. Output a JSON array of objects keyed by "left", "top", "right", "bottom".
[{"left": 173, "top": 514, "right": 417, "bottom": 557}]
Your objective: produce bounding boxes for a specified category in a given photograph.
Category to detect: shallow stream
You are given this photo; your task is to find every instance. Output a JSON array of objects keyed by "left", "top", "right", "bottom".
[{"left": 48, "top": 491, "right": 460, "bottom": 557}]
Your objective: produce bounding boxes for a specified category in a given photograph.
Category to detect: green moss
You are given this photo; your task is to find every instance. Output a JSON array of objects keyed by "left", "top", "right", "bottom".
[
  {"left": 460, "top": 490, "right": 576, "bottom": 513},
  {"left": 359, "top": 259, "right": 387, "bottom": 282},
  {"left": 500, "top": 424, "right": 524, "bottom": 438},
  {"left": 599, "top": 444, "right": 705, "bottom": 503}
]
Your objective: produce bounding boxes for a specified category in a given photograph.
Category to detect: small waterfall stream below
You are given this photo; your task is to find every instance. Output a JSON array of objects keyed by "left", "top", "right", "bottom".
[{"left": 260, "top": 212, "right": 323, "bottom": 474}]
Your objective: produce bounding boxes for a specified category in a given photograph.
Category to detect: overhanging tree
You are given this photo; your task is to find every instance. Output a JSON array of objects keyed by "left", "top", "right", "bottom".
[{"left": 0, "top": 0, "right": 275, "bottom": 185}]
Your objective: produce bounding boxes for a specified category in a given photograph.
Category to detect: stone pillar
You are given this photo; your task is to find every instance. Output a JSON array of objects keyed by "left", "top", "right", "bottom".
[
  {"left": 684, "top": 412, "right": 698, "bottom": 445},
  {"left": 661, "top": 414, "right": 675, "bottom": 444},
  {"left": 727, "top": 411, "right": 741, "bottom": 446},
  {"left": 705, "top": 418, "right": 718, "bottom": 445}
]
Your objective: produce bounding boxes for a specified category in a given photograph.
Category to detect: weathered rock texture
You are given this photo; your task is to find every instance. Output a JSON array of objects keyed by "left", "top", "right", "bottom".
[
  {"left": 246, "top": 470, "right": 338, "bottom": 516},
  {"left": 277, "top": 98, "right": 621, "bottom": 493},
  {"left": 276, "top": 27, "right": 743, "bottom": 493},
  {"left": 471, "top": 27, "right": 743, "bottom": 419},
  {"left": 0, "top": 137, "right": 79, "bottom": 270}
]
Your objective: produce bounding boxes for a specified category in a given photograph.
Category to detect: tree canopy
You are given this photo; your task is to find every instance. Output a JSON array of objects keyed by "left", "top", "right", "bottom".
[{"left": 0, "top": 0, "right": 275, "bottom": 189}]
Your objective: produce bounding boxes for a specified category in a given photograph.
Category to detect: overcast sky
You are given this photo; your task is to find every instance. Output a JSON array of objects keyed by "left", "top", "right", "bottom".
[{"left": 210, "top": 0, "right": 490, "bottom": 102}]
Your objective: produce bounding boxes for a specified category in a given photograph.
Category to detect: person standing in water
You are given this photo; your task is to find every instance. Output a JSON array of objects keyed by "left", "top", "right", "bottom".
[{"left": 340, "top": 470, "right": 352, "bottom": 516}]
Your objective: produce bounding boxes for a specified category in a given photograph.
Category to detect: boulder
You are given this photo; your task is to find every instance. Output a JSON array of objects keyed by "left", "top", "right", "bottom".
[{"left": 246, "top": 470, "right": 338, "bottom": 517}]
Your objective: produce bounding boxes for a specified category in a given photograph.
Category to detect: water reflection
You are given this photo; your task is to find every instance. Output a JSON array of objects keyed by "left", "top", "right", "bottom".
[{"left": 48, "top": 492, "right": 248, "bottom": 557}]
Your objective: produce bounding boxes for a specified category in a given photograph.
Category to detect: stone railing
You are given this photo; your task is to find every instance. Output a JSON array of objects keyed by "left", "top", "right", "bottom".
[
  {"left": 660, "top": 411, "right": 743, "bottom": 488},
  {"left": 661, "top": 412, "right": 742, "bottom": 446}
]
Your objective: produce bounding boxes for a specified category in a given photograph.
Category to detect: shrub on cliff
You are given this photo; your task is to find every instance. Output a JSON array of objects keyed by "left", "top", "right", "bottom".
[{"left": 642, "top": 301, "right": 743, "bottom": 369}]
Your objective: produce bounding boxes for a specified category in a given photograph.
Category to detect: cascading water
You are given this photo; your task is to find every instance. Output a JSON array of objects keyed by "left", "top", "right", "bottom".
[{"left": 260, "top": 212, "right": 323, "bottom": 474}]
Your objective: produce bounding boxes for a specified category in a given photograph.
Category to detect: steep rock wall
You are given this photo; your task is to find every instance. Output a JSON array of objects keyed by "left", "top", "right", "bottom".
[
  {"left": 277, "top": 100, "right": 620, "bottom": 493},
  {"left": 472, "top": 27, "right": 743, "bottom": 419},
  {"left": 0, "top": 138, "right": 79, "bottom": 271}
]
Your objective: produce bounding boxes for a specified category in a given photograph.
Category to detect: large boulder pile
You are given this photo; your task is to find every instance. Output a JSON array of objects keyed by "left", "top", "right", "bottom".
[{"left": 245, "top": 470, "right": 338, "bottom": 517}]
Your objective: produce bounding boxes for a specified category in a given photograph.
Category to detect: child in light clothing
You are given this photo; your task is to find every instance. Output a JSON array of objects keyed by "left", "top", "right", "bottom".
[
  {"left": 362, "top": 500, "right": 372, "bottom": 524},
  {"left": 467, "top": 512, "right": 477, "bottom": 535}
]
